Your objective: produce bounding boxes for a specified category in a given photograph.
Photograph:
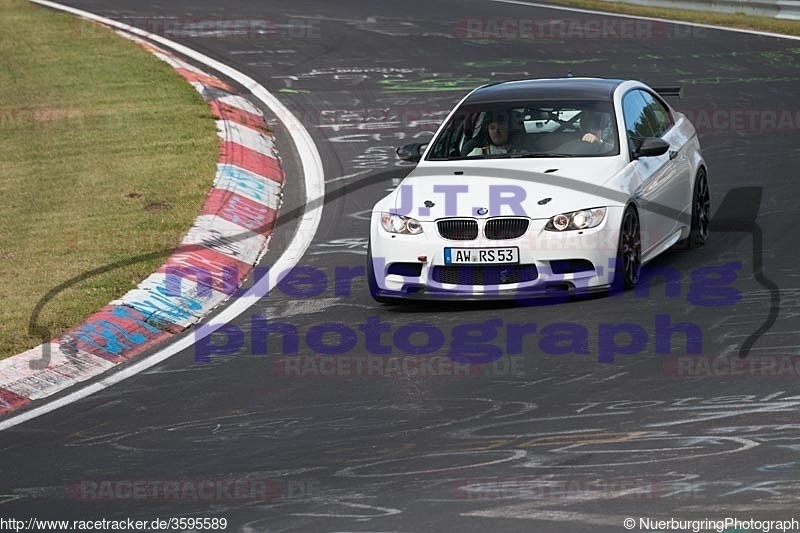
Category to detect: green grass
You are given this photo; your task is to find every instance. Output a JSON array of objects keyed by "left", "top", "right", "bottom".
[
  {"left": 0, "top": 0, "right": 219, "bottom": 358},
  {"left": 539, "top": 0, "right": 800, "bottom": 36}
]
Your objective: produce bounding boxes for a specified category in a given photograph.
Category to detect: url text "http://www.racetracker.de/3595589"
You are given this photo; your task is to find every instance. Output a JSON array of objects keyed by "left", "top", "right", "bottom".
[{"left": 0, "top": 517, "right": 228, "bottom": 532}]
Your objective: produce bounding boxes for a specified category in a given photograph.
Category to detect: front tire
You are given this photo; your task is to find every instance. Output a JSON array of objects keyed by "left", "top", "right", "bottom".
[{"left": 610, "top": 206, "right": 642, "bottom": 292}]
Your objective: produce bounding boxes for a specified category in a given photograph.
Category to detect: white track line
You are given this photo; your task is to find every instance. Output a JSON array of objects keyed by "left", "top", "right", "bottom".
[
  {"left": 491, "top": 0, "right": 800, "bottom": 41},
  {"left": 1, "top": 1, "right": 325, "bottom": 431}
]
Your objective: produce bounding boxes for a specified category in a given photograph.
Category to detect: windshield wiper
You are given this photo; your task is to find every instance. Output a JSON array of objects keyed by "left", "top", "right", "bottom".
[
  {"left": 507, "top": 152, "right": 572, "bottom": 158},
  {"left": 436, "top": 152, "right": 573, "bottom": 160}
]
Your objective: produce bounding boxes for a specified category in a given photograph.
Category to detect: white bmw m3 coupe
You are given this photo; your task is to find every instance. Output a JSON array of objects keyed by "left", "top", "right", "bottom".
[{"left": 367, "top": 77, "right": 710, "bottom": 302}]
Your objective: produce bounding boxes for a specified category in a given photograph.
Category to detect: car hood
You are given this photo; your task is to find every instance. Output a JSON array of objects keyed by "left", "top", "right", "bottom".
[{"left": 391, "top": 159, "right": 627, "bottom": 220}]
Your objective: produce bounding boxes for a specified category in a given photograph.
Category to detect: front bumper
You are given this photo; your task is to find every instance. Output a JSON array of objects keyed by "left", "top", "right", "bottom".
[{"left": 369, "top": 208, "right": 624, "bottom": 301}]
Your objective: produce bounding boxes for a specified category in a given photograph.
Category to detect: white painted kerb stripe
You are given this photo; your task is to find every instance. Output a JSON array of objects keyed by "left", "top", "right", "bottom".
[
  {"left": 151, "top": 51, "right": 206, "bottom": 74},
  {"left": 217, "top": 120, "right": 276, "bottom": 156},
  {"left": 3, "top": 0, "right": 325, "bottom": 431},
  {"left": 0, "top": 343, "right": 115, "bottom": 400},
  {"left": 216, "top": 95, "right": 265, "bottom": 117}
]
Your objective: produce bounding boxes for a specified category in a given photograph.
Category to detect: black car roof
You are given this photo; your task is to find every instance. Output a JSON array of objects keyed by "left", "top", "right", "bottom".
[{"left": 463, "top": 77, "right": 626, "bottom": 104}]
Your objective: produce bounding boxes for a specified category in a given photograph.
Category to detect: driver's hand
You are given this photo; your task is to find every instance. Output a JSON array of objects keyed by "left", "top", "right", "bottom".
[{"left": 582, "top": 132, "right": 601, "bottom": 143}]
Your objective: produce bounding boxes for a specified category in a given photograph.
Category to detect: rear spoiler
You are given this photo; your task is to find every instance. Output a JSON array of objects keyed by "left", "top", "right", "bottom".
[{"left": 652, "top": 86, "right": 683, "bottom": 98}]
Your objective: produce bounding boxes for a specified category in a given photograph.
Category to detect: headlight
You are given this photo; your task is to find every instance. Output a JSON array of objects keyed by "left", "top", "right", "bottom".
[
  {"left": 380, "top": 213, "right": 424, "bottom": 235},
  {"left": 545, "top": 207, "right": 606, "bottom": 231}
]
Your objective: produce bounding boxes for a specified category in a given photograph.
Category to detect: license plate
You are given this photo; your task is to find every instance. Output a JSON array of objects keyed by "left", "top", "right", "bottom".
[{"left": 444, "top": 247, "right": 519, "bottom": 264}]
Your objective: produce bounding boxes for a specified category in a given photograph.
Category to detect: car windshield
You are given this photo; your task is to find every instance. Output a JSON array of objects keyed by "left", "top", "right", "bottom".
[{"left": 425, "top": 100, "right": 619, "bottom": 160}]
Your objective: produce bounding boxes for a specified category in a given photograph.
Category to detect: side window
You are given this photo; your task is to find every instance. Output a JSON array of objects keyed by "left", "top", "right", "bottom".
[
  {"left": 622, "top": 90, "right": 656, "bottom": 139},
  {"left": 639, "top": 91, "right": 674, "bottom": 136}
]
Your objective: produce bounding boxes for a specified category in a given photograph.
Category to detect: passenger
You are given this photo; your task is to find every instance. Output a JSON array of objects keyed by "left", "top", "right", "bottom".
[{"left": 580, "top": 110, "right": 612, "bottom": 148}]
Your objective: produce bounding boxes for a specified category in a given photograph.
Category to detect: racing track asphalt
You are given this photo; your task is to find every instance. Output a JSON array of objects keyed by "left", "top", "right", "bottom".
[{"left": 1, "top": 1, "right": 799, "bottom": 531}]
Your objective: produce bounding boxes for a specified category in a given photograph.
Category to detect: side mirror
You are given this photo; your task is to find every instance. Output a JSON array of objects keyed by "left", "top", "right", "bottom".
[
  {"left": 633, "top": 137, "right": 669, "bottom": 159},
  {"left": 396, "top": 143, "right": 427, "bottom": 162}
]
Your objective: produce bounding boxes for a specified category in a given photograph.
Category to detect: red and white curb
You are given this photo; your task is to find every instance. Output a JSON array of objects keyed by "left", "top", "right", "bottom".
[{"left": 0, "top": 28, "right": 286, "bottom": 416}]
